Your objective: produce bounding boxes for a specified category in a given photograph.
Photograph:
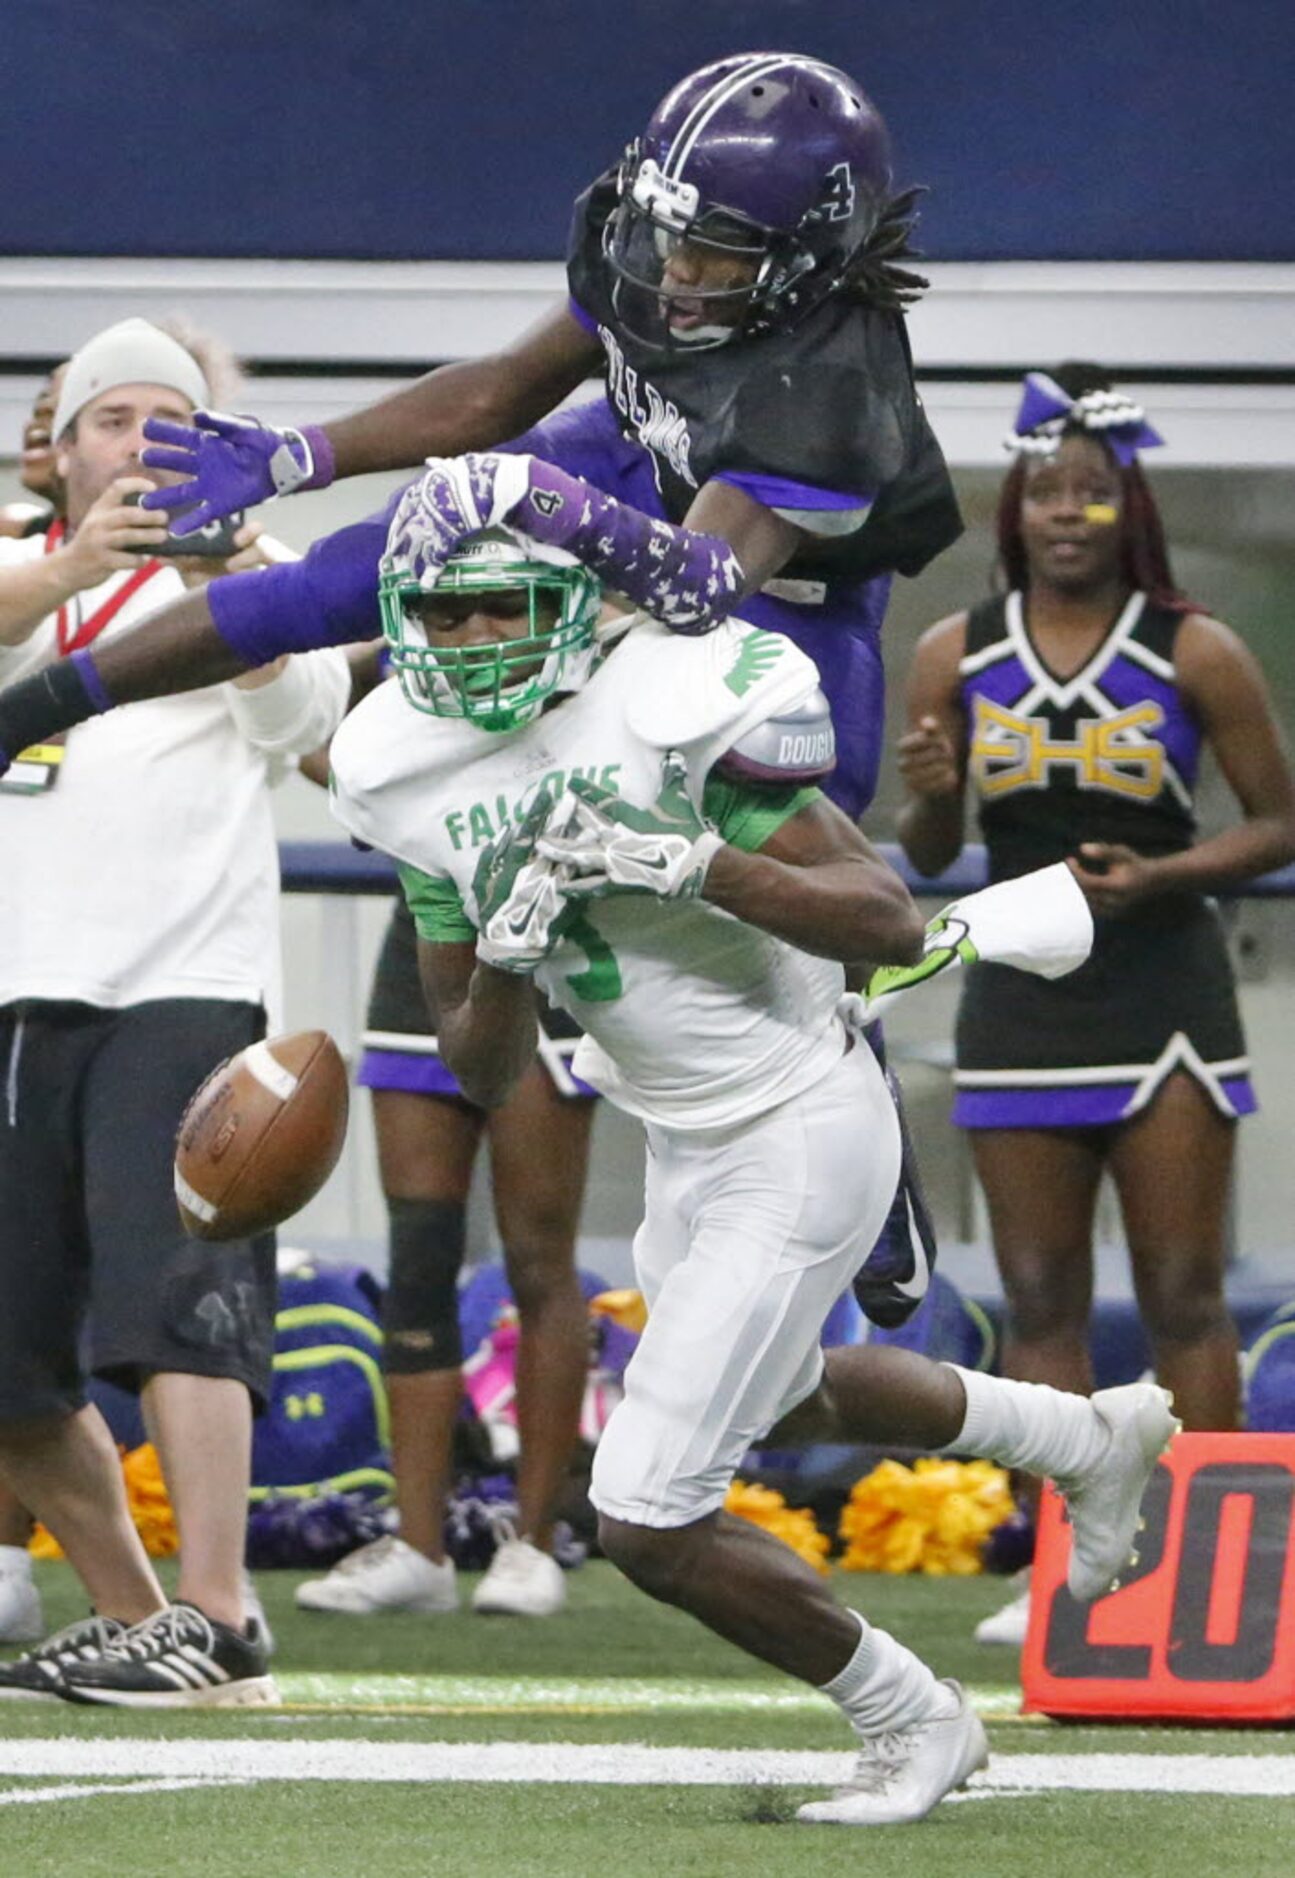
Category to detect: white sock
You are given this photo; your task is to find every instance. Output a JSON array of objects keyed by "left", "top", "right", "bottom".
[
  {"left": 942, "top": 1364, "right": 1109, "bottom": 1485},
  {"left": 0, "top": 1544, "right": 32, "bottom": 1579},
  {"left": 820, "top": 1612, "right": 959, "bottom": 1736}
]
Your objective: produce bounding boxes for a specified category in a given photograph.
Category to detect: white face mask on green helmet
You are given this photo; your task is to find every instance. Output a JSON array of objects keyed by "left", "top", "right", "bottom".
[{"left": 378, "top": 529, "right": 604, "bottom": 733}]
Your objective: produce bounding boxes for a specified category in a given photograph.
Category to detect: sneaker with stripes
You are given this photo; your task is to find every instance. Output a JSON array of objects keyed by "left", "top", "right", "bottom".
[
  {"left": 60, "top": 1601, "right": 280, "bottom": 1708},
  {"left": 0, "top": 1614, "right": 127, "bottom": 1701}
]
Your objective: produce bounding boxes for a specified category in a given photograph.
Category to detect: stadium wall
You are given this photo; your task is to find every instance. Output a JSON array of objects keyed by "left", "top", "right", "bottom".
[{"left": 2, "top": 1, "right": 1292, "bottom": 263}]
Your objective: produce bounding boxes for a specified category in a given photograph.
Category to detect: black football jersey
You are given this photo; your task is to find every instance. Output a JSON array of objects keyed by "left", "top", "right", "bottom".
[{"left": 566, "top": 174, "right": 962, "bottom": 584}]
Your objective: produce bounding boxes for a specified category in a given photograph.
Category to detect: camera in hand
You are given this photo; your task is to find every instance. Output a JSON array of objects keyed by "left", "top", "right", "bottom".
[{"left": 125, "top": 492, "right": 244, "bottom": 559}]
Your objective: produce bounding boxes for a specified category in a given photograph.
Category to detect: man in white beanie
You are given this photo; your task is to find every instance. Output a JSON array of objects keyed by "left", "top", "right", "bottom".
[{"left": 0, "top": 318, "right": 350, "bottom": 1704}]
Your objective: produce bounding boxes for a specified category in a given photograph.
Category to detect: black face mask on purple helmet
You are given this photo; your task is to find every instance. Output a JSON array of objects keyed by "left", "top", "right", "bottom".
[{"left": 602, "top": 52, "right": 893, "bottom": 354}]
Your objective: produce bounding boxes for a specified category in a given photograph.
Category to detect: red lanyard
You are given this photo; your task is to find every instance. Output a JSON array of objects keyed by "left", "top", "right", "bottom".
[{"left": 46, "top": 520, "right": 166, "bottom": 656}]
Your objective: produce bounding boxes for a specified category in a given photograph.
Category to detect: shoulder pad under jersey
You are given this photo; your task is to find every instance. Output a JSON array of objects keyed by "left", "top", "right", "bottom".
[
  {"left": 328, "top": 679, "right": 477, "bottom": 873},
  {"left": 716, "top": 685, "right": 836, "bottom": 784},
  {"left": 622, "top": 618, "right": 822, "bottom": 760}
]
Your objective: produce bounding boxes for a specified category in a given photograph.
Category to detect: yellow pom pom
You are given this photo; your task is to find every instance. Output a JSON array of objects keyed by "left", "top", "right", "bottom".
[
  {"left": 121, "top": 1443, "right": 179, "bottom": 1557},
  {"left": 724, "top": 1479, "right": 831, "bottom": 1574},
  {"left": 590, "top": 1288, "right": 649, "bottom": 1333},
  {"left": 28, "top": 1524, "right": 63, "bottom": 1562},
  {"left": 29, "top": 1442, "right": 178, "bottom": 1562},
  {"left": 838, "top": 1455, "right": 1014, "bottom": 1575}
]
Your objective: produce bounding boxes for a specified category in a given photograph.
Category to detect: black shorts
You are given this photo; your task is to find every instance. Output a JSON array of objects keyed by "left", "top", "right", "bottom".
[
  {"left": 953, "top": 895, "right": 1254, "bottom": 1129},
  {"left": 0, "top": 998, "right": 277, "bottom": 1420},
  {"left": 357, "top": 895, "right": 597, "bottom": 1101}
]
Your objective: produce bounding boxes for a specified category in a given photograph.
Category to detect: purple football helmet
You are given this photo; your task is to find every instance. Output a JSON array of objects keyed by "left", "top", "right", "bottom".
[{"left": 605, "top": 51, "right": 893, "bottom": 351}]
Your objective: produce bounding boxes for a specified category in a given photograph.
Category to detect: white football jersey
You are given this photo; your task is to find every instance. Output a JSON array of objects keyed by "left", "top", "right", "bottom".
[{"left": 330, "top": 618, "right": 849, "bottom": 1129}]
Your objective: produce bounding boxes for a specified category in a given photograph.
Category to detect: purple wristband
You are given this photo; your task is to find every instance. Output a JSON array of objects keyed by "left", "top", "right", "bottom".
[
  {"left": 515, "top": 462, "right": 743, "bottom": 634},
  {"left": 70, "top": 648, "right": 113, "bottom": 713},
  {"left": 298, "top": 425, "right": 337, "bottom": 492}
]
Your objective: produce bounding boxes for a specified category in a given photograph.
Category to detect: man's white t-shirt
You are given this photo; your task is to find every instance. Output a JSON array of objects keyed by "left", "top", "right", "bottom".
[{"left": 0, "top": 532, "right": 347, "bottom": 1012}]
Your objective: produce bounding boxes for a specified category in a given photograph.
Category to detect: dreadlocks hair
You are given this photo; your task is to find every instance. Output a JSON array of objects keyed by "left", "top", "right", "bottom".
[
  {"left": 843, "top": 186, "right": 930, "bottom": 311},
  {"left": 996, "top": 362, "right": 1197, "bottom": 614}
]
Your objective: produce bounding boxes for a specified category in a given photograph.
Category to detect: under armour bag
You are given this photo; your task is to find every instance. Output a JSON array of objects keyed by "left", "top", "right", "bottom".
[
  {"left": 250, "top": 1260, "right": 395, "bottom": 1504},
  {"left": 1246, "top": 1303, "right": 1295, "bottom": 1432}
]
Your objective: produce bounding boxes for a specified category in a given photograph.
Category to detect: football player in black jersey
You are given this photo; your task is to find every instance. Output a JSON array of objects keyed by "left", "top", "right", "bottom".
[
  {"left": 0, "top": 54, "right": 957, "bottom": 1666},
  {"left": 136, "top": 50, "right": 961, "bottom": 820},
  {"left": 0, "top": 47, "right": 950, "bottom": 1385}
]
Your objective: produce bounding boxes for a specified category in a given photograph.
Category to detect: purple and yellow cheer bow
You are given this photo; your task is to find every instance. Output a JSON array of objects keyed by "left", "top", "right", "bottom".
[{"left": 1005, "top": 372, "right": 1164, "bottom": 467}]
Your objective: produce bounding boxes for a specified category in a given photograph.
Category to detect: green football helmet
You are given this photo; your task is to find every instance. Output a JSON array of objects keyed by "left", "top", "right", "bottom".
[{"left": 378, "top": 528, "right": 604, "bottom": 732}]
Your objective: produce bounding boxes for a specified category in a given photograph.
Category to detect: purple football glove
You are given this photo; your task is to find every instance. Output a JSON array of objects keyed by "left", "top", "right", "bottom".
[
  {"left": 385, "top": 455, "right": 534, "bottom": 585},
  {"left": 140, "top": 410, "right": 335, "bottom": 534},
  {"left": 386, "top": 452, "right": 742, "bottom": 634}
]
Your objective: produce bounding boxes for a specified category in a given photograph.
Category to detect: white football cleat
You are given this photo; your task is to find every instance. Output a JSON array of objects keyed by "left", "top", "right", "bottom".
[
  {"left": 797, "top": 1682, "right": 989, "bottom": 1826},
  {"left": 294, "top": 1536, "right": 458, "bottom": 1615},
  {"left": 974, "top": 1574, "right": 1032, "bottom": 1647},
  {"left": 472, "top": 1537, "right": 566, "bottom": 1617},
  {"left": 1057, "top": 1382, "right": 1179, "bottom": 1601},
  {"left": 0, "top": 1548, "right": 43, "bottom": 1646}
]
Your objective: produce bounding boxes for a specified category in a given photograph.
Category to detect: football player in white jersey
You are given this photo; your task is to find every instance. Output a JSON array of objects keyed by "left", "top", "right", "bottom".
[
  {"left": 0, "top": 459, "right": 1178, "bottom": 1818},
  {"left": 318, "top": 472, "right": 1179, "bottom": 1826}
]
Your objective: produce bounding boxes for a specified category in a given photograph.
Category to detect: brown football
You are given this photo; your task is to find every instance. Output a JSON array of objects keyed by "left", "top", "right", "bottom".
[{"left": 174, "top": 1029, "right": 349, "bottom": 1241}]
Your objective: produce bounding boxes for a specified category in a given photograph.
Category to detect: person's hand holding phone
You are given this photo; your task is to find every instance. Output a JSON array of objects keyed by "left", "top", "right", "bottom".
[
  {"left": 174, "top": 517, "right": 270, "bottom": 589},
  {"left": 122, "top": 490, "right": 246, "bottom": 562},
  {"left": 62, "top": 477, "right": 170, "bottom": 586}
]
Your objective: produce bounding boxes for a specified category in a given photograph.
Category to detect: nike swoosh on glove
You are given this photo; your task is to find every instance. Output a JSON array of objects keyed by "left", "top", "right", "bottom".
[
  {"left": 538, "top": 750, "right": 723, "bottom": 901},
  {"left": 141, "top": 411, "right": 332, "bottom": 532},
  {"left": 476, "top": 862, "right": 574, "bottom": 973},
  {"left": 472, "top": 784, "right": 574, "bottom": 973},
  {"left": 856, "top": 860, "right": 1094, "bottom": 1021}
]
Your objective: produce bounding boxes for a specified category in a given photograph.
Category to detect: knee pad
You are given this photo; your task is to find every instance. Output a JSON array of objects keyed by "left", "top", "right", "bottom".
[{"left": 382, "top": 1197, "right": 465, "bottom": 1374}]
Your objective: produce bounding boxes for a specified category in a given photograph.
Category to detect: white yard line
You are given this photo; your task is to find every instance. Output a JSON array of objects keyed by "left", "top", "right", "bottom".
[
  {"left": 2, "top": 1740, "right": 1294, "bottom": 1797},
  {"left": 274, "top": 1673, "right": 1027, "bottom": 1718},
  {"left": 0, "top": 1776, "right": 248, "bottom": 1806}
]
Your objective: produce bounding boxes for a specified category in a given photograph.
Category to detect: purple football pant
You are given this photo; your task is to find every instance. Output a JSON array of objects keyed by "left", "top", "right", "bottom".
[{"left": 501, "top": 398, "right": 889, "bottom": 820}]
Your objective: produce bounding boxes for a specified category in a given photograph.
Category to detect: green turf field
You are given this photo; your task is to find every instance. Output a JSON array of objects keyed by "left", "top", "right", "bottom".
[{"left": 3, "top": 1557, "right": 1292, "bottom": 1877}]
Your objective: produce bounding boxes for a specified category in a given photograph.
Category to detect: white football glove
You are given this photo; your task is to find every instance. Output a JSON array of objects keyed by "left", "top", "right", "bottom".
[
  {"left": 538, "top": 751, "right": 723, "bottom": 901},
  {"left": 471, "top": 784, "right": 574, "bottom": 974},
  {"left": 857, "top": 861, "right": 1094, "bottom": 1020},
  {"left": 476, "top": 859, "right": 572, "bottom": 974}
]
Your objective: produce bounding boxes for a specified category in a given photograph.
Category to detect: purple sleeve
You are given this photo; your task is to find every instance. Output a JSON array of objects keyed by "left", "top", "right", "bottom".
[
  {"left": 516, "top": 462, "right": 743, "bottom": 635},
  {"left": 207, "top": 515, "right": 390, "bottom": 663},
  {"left": 712, "top": 470, "right": 875, "bottom": 514},
  {"left": 567, "top": 296, "right": 599, "bottom": 337}
]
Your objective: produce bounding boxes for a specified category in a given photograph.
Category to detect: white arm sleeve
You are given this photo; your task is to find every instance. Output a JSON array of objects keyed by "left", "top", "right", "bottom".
[{"left": 223, "top": 646, "right": 352, "bottom": 757}]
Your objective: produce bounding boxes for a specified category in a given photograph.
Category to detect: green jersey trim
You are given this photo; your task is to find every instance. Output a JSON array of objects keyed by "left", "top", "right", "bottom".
[
  {"left": 701, "top": 774, "right": 822, "bottom": 853},
  {"left": 396, "top": 775, "right": 819, "bottom": 942},
  {"left": 398, "top": 862, "right": 474, "bottom": 943}
]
